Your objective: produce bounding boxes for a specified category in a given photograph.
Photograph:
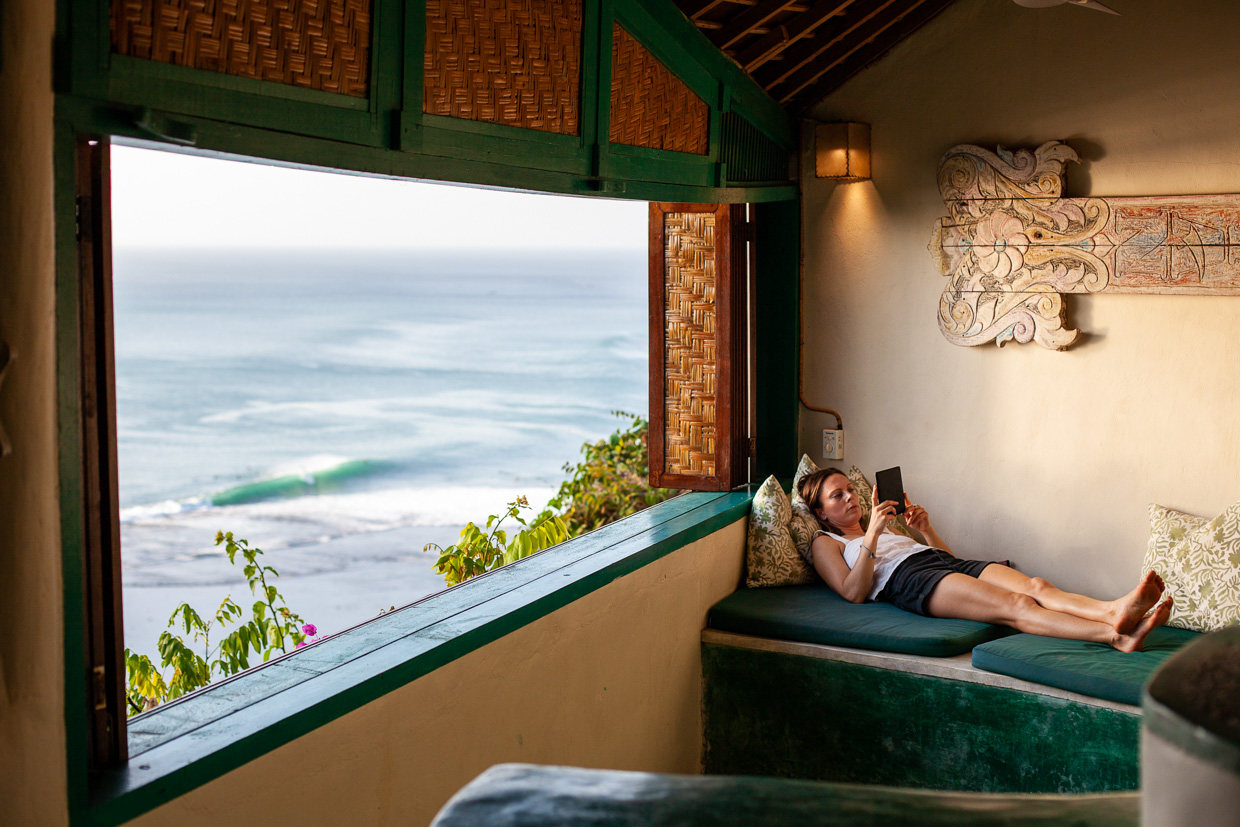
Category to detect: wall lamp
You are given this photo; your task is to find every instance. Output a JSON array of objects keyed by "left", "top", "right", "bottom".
[{"left": 815, "top": 122, "right": 871, "bottom": 181}]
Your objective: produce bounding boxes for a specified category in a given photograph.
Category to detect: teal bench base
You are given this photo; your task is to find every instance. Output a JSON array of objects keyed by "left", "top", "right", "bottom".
[
  {"left": 703, "top": 637, "right": 1141, "bottom": 793},
  {"left": 431, "top": 763, "right": 1139, "bottom": 826}
]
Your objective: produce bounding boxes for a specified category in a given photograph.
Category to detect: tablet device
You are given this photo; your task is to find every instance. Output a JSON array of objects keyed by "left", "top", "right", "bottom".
[{"left": 875, "top": 466, "right": 906, "bottom": 515}]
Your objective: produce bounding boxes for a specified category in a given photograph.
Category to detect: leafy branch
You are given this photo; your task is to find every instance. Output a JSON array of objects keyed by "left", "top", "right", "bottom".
[
  {"left": 124, "top": 532, "right": 317, "bottom": 716},
  {"left": 426, "top": 412, "right": 676, "bottom": 587}
]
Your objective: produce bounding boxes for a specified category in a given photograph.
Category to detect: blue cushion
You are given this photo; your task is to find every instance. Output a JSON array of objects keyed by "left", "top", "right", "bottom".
[
  {"left": 708, "top": 585, "right": 1017, "bottom": 657},
  {"left": 972, "top": 627, "right": 1202, "bottom": 706}
]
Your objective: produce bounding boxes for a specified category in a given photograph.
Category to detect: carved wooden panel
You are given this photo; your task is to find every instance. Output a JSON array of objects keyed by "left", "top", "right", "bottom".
[
  {"left": 423, "top": 0, "right": 582, "bottom": 135},
  {"left": 649, "top": 204, "right": 745, "bottom": 491},
  {"left": 110, "top": 0, "right": 372, "bottom": 97},
  {"left": 610, "top": 24, "right": 709, "bottom": 156},
  {"left": 930, "top": 142, "right": 1240, "bottom": 349}
]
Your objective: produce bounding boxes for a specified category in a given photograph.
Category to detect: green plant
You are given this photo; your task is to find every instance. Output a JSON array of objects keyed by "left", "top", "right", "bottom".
[
  {"left": 124, "top": 532, "right": 314, "bottom": 716},
  {"left": 549, "top": 411, "right": 676, "bottom": 536},
  {"left": 427, "top": 412, "right": 676, "bottom": 587},
  {"left": 427, "top": 496, "right": 570, "bottom": 587}
]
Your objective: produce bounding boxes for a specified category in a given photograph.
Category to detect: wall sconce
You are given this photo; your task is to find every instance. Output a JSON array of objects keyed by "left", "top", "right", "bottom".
[{"left": 815, "top": 122, "right": 871, "bottom": 181}]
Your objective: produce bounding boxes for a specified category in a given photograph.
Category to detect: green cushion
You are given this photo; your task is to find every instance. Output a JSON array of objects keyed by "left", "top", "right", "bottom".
[
  {"left": 431, "top": 763, "right": 1140, "bottom": 827},
  {"left": 971, "top": 627, "right": 1202, "bottom": 706},
  {"left": 708, "top": 585, "right": 1017, "bottom": 657}
]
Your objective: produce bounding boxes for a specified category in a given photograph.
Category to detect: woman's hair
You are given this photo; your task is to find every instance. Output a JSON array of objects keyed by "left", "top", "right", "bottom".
[{"left": 795, "top": 467, "right": 848, "bottom": 532}]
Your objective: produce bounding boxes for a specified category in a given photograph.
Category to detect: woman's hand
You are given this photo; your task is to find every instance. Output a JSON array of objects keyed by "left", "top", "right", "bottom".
[
  {"left": 904, "top": 497, "right": 932, "bottom": 533},
  {"left": 866, "top": 486, "right": 899, "bottom": 548},
  {"left": 904, "top": 495, "right": 954, "bottom": 555}
]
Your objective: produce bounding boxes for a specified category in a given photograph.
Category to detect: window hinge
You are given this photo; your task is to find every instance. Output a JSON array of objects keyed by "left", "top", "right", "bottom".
[
  {"left": 75, "top": 196, "right": 82, "bottom": 240},
  {"left": 91, "top": 664, "right": 108, "bottom": 711},
  {"left": 745, "top": 437, "right": 756, "bottom": 457}
]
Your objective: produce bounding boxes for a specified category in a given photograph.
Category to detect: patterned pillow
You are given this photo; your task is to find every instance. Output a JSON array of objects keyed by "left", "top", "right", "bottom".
[
  {"left": 789, "top": 454, "right": 823, "bottom": 559},
  {"left": 1143, "top": 503, "right": 1240, "bottom": 632},
  {"left": 746, "top": 475, "right": 817, "bottom": 587}
]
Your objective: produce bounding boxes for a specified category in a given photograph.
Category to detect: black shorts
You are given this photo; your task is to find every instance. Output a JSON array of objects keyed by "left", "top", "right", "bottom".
[{"left": 876, "top": 549, "right": 1004, "bottom": 616}]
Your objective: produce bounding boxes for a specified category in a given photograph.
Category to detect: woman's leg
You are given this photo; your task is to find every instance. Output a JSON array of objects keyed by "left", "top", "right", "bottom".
[
  {"left": 977, "top": 564, "right": 1164, "bottom": 634},
  {"left": 924, "top": 573, "right": 1171, "bottom": 652}
]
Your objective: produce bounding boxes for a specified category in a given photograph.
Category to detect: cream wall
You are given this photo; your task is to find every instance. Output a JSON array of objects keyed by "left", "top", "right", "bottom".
[
  {"left": 0, "top": 0, "right": 69, "bottom": 823},
  {"left": 127, "top": 520, "right": 745, "bottom": 827},
  {"left": 799, "top": 0, "right": 1240, "bottom": 598}
]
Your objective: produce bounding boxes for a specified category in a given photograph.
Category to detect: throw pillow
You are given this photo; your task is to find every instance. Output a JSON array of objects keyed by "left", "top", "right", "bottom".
[
  {"left": 789, "top": 454, "right": 823, "bottom": 560},
  {"left": 746, "top": 475, "right": 817, "bottom": 587},
  {"left": 1143, "top": 502, "right": 1240, "bottom": 632}
]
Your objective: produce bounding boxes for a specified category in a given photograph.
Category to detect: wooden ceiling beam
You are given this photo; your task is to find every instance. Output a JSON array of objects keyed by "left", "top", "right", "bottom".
[
  {"left": 709, "top": 0, "right": 801, "bottom": 50},
  {"left": 680, "top": 0, "right": 733, "bottom": 21},
  {"left": 756, "top": 0, "right": 898, "bottom": 90},
  {"left": 733, "top": 0, "right": 857, "bottom": 72},
  {"left": 786, "top": 0, "right": 954, "bottom": 112}
]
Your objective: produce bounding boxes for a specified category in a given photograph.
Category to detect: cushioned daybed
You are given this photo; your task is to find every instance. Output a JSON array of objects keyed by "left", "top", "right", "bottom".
[
  {"left": 971, "top": 627, "right": 1201, "bottom": 706},
  {"left": 708, "top": 584, "right": 1016, "bottom": 657}
]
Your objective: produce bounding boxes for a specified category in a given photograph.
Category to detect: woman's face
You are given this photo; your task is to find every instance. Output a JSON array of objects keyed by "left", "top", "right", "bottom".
[{"left": 815, "top": 473, "right": 861, "bottom": 527}]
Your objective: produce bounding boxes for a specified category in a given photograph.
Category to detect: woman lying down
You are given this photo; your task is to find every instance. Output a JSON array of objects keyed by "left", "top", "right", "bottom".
[{"left": 796, "top": 468, "right": 1171, "bottom": 653}]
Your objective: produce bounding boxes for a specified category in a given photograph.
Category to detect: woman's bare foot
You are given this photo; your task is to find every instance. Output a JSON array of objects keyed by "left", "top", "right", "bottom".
[
  {"left": 1113, "top": 598, "right": 1172, "bottom": 653},
  {"left": 1112, "top": 571, "right": 1165, "bottom": 634}
]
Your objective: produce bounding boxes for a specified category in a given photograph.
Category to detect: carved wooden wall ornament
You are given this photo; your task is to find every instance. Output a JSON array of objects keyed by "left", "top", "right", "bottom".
[{"left": 929, "top": 141, "right": 1240, "bottom": 349}]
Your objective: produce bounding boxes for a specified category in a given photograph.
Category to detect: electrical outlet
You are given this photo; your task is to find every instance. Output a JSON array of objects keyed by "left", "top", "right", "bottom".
[{"left": 822, "top": 429, "right": 844, "bottom": 460}]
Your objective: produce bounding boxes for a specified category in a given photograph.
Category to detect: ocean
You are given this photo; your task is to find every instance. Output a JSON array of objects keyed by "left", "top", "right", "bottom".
[{"left": 115, "top": 247, "right": 648, "bottom": 659}]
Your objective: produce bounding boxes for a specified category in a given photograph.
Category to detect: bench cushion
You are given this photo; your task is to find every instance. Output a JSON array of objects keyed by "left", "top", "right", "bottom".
[
  {"left": 971, "top": 627, "right": 1202, "bottom": 706},
  {"left": 431, "top": 763, "right": 1140, "bottom": 827},
  {"left": 708, "top": 585, "right": 1017, "bottom": 657}
]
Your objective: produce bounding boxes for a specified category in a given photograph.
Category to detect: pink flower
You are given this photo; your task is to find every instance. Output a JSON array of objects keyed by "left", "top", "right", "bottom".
[
  {"left": 295, "top": 641, "right": 306, "bottom": 649},
  {"left": 302, "top": 623, "right": 317, "bottom": 636}
]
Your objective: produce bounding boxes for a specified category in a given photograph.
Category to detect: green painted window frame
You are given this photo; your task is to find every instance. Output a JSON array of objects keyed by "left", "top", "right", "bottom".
[
  {"left": 50, "top": 117, "right": 800, "bottom": 827},
  {"left": 52, "top": 2, "right": 803, "bottom": 820}
]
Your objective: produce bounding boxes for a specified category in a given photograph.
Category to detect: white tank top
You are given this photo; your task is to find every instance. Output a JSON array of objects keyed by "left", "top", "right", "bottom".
[{"left": 816, "top": 529, "right": 933, "bottom": 601}]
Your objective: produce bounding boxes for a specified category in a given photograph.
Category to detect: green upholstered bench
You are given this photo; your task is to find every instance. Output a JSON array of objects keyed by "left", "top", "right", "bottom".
[
  {"left": 430, "top": 763, "right": 1139, "bottom": 827},
  {"left": 971, "top": 627, "right": 1203, "bottom": 706},
  {"left": 708, "top": 584, "right": 1017, "bottom": 657}
]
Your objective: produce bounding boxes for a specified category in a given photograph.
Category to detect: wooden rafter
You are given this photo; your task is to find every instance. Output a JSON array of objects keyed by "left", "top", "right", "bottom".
[
  {"left": 674, "top": 0, "right": 958, "bottom": 112},
  {"left": 782, "top": 0, "right": 952, "bottom": 110},
  {"left": 733, "top": 0, "right": 856, "bottom": 72},
  {"left": 681, "top": 0, "right": 734, "bottom": 20},
  {"left": 757, "top": 0, "right": 900, "bottom": 92},
  {"left": 709, "top": 0, "right": 802, "bottom": 50}
]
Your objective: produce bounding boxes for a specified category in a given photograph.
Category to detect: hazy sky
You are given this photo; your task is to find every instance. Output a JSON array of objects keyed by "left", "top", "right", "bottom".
[{"left": 110, "top": 145, "right": 647, "bottom": 250}]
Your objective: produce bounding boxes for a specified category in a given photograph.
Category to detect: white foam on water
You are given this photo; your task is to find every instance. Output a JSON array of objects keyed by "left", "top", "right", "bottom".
[
  {"left": 120, "top": 497, "right": 210, "bottom": 523},
  {"left": 266, "top": 453, "right": 356, "bottom": 479}
]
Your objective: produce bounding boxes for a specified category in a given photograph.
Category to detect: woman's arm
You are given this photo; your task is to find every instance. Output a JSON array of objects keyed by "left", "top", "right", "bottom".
[
  {"left": 810, "top": 534, "right": 874, "bottom": 604},
  {"left": 813, "top": 491, "right": 899, "bottom": 603},
  {"left": 905, "top": 499, "right": 953, "bottom": 555}
]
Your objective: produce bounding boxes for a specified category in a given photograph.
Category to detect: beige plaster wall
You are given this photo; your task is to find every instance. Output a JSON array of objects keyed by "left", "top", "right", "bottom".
[
  {"left": 799, "top": 0, "right": 1240, "bottom": 598},
  {"left": 0, "top": 0, "right": 70, "bottom": 824},
  {"left": 127, "top": 518, "right": 746, "bottom": 827}
]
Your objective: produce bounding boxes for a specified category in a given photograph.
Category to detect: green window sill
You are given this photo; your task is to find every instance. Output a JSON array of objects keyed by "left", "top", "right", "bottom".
[{"left": 82, "top": 491, "right": 752, "bottom": 826}]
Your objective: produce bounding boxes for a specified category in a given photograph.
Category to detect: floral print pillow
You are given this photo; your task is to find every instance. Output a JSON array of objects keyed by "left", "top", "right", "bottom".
[
  {"left": 746, "top": 475, "right": 817, "bottom": 587},
  {"left": 789, "top": 454, "right": 823, "bottom": 560},
  {"left": 1143, "top": 503, "right": 1240, "bottom": 633}
]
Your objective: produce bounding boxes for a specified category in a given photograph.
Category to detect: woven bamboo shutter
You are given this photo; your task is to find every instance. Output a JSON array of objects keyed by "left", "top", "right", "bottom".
[{"left": 649, "top": 203, "right": 748, "bottom": 491}]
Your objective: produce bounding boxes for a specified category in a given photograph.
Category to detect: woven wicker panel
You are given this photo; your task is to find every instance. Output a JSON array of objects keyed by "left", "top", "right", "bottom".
[
  {"left": 663, "top": 211, "right": 717, "bottom": 477},
  {"left": 610, "top": 24, "right": 709, "bottom": 156},
  {"left": 111, "top": 0, "right": 371, "bottom": 97},
  {"left": 423, "top": 0, "right": 582, "bottom": 135}
]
